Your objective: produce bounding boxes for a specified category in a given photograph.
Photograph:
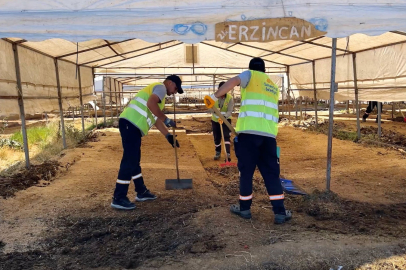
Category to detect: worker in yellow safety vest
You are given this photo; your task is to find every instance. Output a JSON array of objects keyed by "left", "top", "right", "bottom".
[
  {"left": 210, "top": 81, "right": 235, "bottom": 161},
  {"left": 111, "top": 75, "right": 183, "bottom": 210},
  {"left": 205, "top": 58, "right": 292, "bottom": 224}
]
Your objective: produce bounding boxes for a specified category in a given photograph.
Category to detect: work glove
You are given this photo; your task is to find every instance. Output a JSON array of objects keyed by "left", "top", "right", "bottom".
[
  {"left": 204, "top": 94, "right": 218, "bottom": 108},
  {"left": 165, "top": 133, "right": 180, "bottom": 148},
  {"left": 224, "top": 112, "right": 232, "bottom": 118},
  {"left": 164, "top": 117, "right": 176, "bottom": 128}
]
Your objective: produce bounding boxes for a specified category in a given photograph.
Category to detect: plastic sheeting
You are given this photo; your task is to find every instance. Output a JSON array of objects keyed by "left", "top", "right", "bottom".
[
  {"left": 0, "top": 40, "right": 18, "bottom": 117},
  {"left": 1, "top": 1, "right": 406, "bottom": 42},
  {"left": 289, "top": 42, "right": 406, "bottom": 102},
  {"left": 0, "top": 39, "right": 95, "bottom": 117},
  {"left": 102, "top": 77, "right": 123, "bottom": 106}
]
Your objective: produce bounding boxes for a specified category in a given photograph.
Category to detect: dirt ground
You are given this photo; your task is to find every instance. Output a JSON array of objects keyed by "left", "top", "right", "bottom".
[{"left": 1, "top": 116, "right": 406, "bottom": 270}]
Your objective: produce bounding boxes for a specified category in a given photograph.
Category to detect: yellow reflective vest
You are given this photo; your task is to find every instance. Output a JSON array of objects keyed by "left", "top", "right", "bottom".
[
  {"left": 120, "top": 83, "right": 166, "bottom": 136},
  {"left": 211, "top": 93, "right": 232, "bottom": 122},
  {"left": 236, "top": 70, "right": 279, "bottom": 137}
]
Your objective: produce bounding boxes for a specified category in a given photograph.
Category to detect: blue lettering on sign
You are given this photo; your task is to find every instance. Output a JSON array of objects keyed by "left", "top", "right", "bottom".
[
  {"left": 309, "top": 17, "right": 328, "bottom": 31},
  {"left": 173, "top": 22, "right": 207, "bottom": 36}
]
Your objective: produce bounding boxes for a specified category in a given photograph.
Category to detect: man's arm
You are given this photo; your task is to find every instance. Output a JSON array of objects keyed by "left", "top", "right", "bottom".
[
  {"left": 147, "top": 94, "right": 166, "bottom": 121},
  {"left": 154, "top": 118, "right": 169, "bottom": 136},
  {"left": 214, "top": 76, "right": 241, "bottom": 98},
  {"left": 155, "top": 118, "right": 179, "bottom": 148}
]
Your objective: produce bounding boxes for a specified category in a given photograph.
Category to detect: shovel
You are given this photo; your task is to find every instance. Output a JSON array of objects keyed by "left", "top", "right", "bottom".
[
  {"left": 218, "top": 118, "right": 237, "bottom": 167},
  {"left": 165, "top": 97, "right": 193, "bottom": 190},
  {"left": 277, "top": 147, "right": 306, "bottom": 195},
  {"left": 280, "top": 178, "right": 307, "bottom": 195}
]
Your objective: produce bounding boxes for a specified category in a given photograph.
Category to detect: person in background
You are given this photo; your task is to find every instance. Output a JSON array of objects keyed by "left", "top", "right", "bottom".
[
  {"left": 210, "top": 81, "right": 234, "bottom": 161},
  {"left": 362, "top": 101, "right": 383, "bottom": 123}
]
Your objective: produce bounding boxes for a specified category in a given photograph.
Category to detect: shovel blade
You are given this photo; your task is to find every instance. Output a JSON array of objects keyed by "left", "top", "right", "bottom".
[
  {"left": 280, "top": 178, "right": 307, "bottom": 195},
  {"left": 165, "top": 179, "right": 193, "bottom": 190}
]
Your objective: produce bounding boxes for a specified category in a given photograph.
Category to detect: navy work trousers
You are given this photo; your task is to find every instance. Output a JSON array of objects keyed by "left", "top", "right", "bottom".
[
  {"left": 234, "top": 133, "right": 286, "bottom": 215},
  {"left": 113, "top": 118, "right": 147, "bottom": 199}
]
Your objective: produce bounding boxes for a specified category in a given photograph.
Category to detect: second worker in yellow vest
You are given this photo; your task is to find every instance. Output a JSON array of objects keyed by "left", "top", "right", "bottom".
[
  {"left": 205, "top": 58, "right": 292, "bottom": 224},
  {"left": 111, "top": 75, "right": 183, "bottom": 210},
  {"left": 210, "top": 81, "right": 235, "bottom": 161}
]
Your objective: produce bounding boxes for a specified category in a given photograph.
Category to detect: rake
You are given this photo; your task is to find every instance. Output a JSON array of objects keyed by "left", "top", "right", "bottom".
[{"left": 218, "top": 118, "right": 237, "bottom": 167}]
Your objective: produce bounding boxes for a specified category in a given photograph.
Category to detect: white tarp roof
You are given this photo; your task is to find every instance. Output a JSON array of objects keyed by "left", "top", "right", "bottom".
[{"left": 1, "top": 1, "right": 406, "bottom": 42}]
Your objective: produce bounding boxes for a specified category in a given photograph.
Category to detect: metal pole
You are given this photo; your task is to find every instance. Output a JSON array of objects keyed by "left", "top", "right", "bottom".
[
  {"left": 392, "top": 102, "right": 394, "bottom": 119},
  {"left": 281, "top": 77, "right": 285, "bottom": 116},
  {"left": 102, "top": 77, "right": 107, "bottom": 126},
  {"left": 114, "top": 79, "right": 119, "bottom": 118},
  {"left": 94, "top": 100, "right": 98, "bottom": 127},
  {"left": 77, "top": 66, "right": 85, "bottom": 136},
  {"left": 119, "top": 82, "right": 123, "bottom": 111},
  {"left": 378, "top": 102, "right": 382, "bottom": 137},
  {"left": 109, "top": 77, "right": 113, "bottom": 122},
  {"left": 346, "top": 100, "right": 350, "bottom": 113},
  {"left": 305, "top": 97, "right": 308, "bottom": 113},
  {"left": 54, "top": 59, "right": 67, "bottom": 149},
  {"left": 12, "top": 43, "right": 30, "bottom": 168},
  {"left": 312, "top": 61, "right": 318, "bottom": 127},
  {"left": 295, "top": 98, "right": 298, "bottom": 119},
  {"left": 287, "top": 66, "right": 291, "bottom": 120},
  {"left": 352, "top": 53, "right": 361, "bottom": 140},
  {"left": 299, "top": 96, "right": 303, "bottom": 120},
  {"left": 352, "top": 100, "right": 355, "bottom": 114},
  {"left": 326, "top": 38, "right": 337, "bottom": 192},
  {"left": 121, "top": 83, "right": 124, "bottom": 110},
  {"left": 116, "top": 81, "right": 120, "bottom": 113},
  {"left": 213, "top": 75, "right": 216, "bottom": 93},
  {"left": 92, "top": 72, "right": 98, "bottom": 127},
  {"left": 192, "top": 44, "right": 195, "bottom": 75}
]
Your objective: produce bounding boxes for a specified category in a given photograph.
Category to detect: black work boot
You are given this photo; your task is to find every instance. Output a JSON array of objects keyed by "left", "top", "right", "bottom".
[
  {"left": 230, "top": 204, "right": 252, "bottom": 219},
  {"left": 274, "top": 210, "right": 292, "bottom": 224},
  {"left": 136, "top": 189, "right": 157, "bottom": 202},
  {"left": 111, "top": 197, "right": 136, "bottom": 210}
]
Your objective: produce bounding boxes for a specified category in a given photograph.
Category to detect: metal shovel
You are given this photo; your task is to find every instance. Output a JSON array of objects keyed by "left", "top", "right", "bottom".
[{"left": 165, "top": 97, "right": 193, "bottom": 190}]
